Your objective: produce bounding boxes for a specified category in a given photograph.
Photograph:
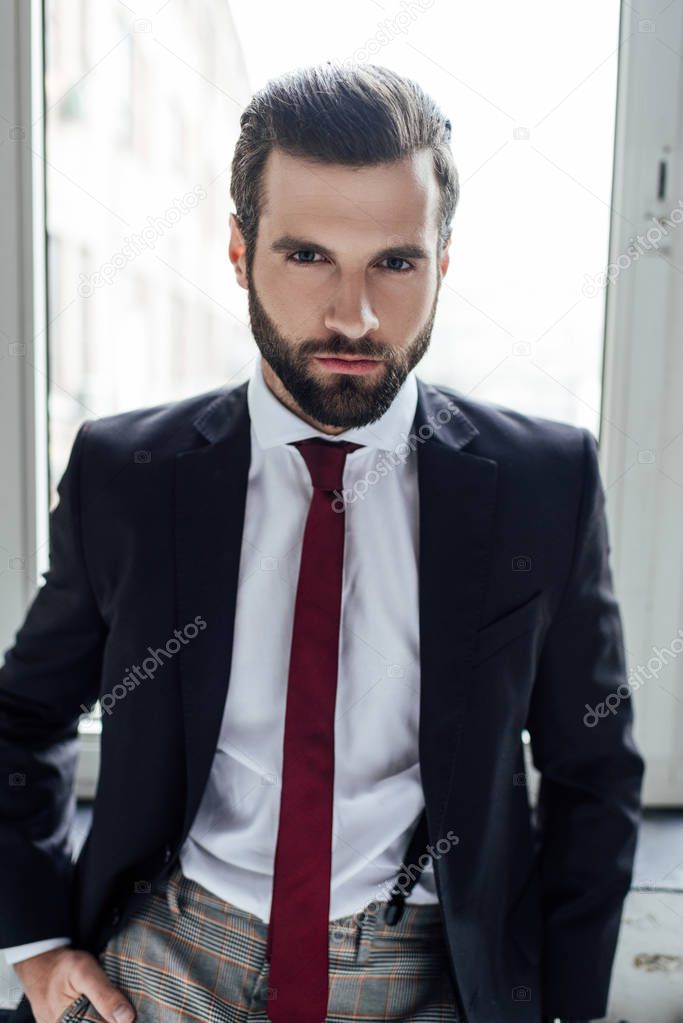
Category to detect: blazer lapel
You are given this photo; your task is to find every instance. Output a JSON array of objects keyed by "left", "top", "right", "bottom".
[
  {"left": 413, "top": 379, "right": 499, "bottom": 843},
  {"left": 174, "top": 380, "right": 252, "bottom": 839}
]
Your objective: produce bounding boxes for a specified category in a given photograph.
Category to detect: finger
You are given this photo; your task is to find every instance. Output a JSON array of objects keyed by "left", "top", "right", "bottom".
[{"left": 78, "top": 970, "right": 136, "bottom": 1023}]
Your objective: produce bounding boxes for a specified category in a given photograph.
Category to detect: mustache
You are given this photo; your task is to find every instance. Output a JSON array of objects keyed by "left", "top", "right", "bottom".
[{"left": 302, "top": 339, "right": 387, "bottom": 360}]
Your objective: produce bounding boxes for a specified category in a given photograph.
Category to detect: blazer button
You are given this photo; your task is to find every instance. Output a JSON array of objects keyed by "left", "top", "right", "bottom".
[
  {"left": 163, "top": 845, "right": 172, "bottom": 863},
  {"left": 111, "top": 908, "right": 121, "bottom": 926}
]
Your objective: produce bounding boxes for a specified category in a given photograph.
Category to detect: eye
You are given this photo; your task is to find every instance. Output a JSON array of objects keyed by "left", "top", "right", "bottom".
[
  {"left": 287, "top": 250, "right": 415, "bottom": 274},
  {"left": 379, "top": 256, "right": 415, "bottom": 274},
  {"left": 287, "top": 250, "right": 327, "bottom": 266}
]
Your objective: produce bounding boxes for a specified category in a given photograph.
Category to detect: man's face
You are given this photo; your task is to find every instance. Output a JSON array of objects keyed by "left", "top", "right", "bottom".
[{"left": 229, "top": 146, "right": 450, "bottom": 432}]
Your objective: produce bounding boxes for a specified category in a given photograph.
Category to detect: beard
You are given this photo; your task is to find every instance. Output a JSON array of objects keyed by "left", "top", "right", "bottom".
[{"left": 246, "top": 273, "right": 441, "bottom": 429}]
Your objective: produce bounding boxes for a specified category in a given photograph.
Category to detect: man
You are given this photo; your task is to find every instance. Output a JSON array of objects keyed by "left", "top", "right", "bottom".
[{"left": 0, "top": 62, "right": 644, "bottom": 1023}]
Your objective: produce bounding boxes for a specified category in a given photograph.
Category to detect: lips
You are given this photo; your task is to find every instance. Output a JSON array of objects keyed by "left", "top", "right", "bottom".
[
  {"left": 313, "top": 356, "right": 383, "bottom": 375},
  {"left": 315, "top": 355, "right": 379, "bottom": 362}
]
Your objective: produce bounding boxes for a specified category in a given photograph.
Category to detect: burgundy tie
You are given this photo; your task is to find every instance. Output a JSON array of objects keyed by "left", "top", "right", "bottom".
[{"left": 266, "top": 437, "right": 363, "bottom": 1023}]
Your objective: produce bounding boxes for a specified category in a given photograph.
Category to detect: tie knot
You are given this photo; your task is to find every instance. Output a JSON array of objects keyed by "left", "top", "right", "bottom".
[{"left": 289, "top": 437, "right": 364, "bottom": 491}]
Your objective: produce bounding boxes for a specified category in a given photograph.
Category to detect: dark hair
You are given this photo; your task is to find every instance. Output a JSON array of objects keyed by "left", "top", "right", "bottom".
[{"left": 230, "top": 61, "right": 459, "bottom": 273}]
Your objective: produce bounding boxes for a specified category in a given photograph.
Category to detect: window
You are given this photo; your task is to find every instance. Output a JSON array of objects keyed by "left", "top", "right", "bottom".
[{"left": 44, "top": 0, "right": 252, "bottom": 505}]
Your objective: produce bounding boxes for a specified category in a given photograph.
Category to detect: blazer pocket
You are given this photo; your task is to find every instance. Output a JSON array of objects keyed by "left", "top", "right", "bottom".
[{"left": 472, "top": 590, "right": 544, "bottom": 667}]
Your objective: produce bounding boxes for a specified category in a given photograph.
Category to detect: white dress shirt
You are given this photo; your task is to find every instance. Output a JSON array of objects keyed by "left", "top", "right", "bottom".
[{"left": 3, "top": 357, "right": 437, "bottom": 966}]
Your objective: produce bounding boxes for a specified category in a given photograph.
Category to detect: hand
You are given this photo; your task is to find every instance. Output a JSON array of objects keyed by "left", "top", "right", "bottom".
[{"left": 13, "top": 945, "right": 136, "bottom": 1023}]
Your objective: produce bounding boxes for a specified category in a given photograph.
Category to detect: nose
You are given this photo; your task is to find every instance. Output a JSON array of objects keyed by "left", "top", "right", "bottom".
[{"left": 323, "top": 274, "right": 380, "bottom": 340}]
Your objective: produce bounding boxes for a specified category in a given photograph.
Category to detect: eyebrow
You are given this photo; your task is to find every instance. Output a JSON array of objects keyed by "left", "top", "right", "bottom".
[{"left": 269, "top": 234, "right": 430, "bottom": 262}]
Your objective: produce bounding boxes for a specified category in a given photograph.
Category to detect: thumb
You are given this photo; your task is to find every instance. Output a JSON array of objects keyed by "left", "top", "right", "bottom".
[{"left": 79, "top": 960, "right": 136, "bottom": 1023}]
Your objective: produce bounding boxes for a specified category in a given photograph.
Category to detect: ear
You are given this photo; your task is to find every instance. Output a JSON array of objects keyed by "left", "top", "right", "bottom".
[
  {"left": 439, "top": 236, "right": 451, "bottom": 278},
  {"left": 228, "top": 213, "right": 249, "bottom": 290}
]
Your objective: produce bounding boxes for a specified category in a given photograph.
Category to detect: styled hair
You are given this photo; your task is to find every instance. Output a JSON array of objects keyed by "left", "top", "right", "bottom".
[{"left": 230, "top": 61, "right": 459, "bottom": 273}]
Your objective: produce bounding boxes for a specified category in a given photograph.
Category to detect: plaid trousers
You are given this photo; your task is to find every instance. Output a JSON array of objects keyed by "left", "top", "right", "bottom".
[{"left": 56, "top": 862, "right": 461, "bottom": 1023}]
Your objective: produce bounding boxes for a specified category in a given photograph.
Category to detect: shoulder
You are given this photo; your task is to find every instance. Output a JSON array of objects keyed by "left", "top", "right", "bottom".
[
  {"left": 420, "top": 379, "right": 599, "bottom": 517},
  {"left": 77, "top": 380, "right": 245, "bottom": 459},
  {"left": 430, "top": 380, "right": 592, "bottom": 457},
  {"left": 425, "top": 379, "right": 596, "bottom": 479}
]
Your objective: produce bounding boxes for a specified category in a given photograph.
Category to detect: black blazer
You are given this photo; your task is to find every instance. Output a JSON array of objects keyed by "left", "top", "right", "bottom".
[{"left": 0, "top": 375, "right": 644, "bottom": 1023}]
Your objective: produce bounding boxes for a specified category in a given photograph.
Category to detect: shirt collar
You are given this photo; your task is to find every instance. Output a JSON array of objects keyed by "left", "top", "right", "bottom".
[{"left": 247, "top": 357, "right": 418, "bottom": 453}]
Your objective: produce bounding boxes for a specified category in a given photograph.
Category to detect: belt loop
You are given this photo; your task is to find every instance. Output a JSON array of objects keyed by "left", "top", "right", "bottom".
[
  {"left": 163, "top": 863, "right": 183, "bottom": 915},
  {"left": 355, "top": 905, "right": 379, "bottom": 964}
]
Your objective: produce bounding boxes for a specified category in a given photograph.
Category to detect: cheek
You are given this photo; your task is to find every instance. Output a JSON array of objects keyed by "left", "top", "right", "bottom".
[
  {"left": 376, "top": 278, "right": 435, "bottom": 329},
  {"left": 254, "top": 265, "right": 307, "bottom": 320},
  {"left": 259, "top": 276, "right": 322, "bottom": 339}
]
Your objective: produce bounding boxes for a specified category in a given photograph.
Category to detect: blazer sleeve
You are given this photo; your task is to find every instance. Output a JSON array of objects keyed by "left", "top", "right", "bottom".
[
  {"left": 0, "top": 420, "right": 107, "bottom": 947},
  {"left": 526, "top": 427, "right": 645, "bottom": 1020}
]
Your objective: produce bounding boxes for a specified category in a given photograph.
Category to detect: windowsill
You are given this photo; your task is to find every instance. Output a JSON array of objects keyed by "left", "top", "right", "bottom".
[{"left": 69, "top": 801, "right": 683, "bottom": 891}]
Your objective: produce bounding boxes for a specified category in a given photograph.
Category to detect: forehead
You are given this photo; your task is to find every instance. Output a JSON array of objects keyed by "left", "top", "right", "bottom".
[{"left": 258, "top": 146, "right": 440, "bottom": 245}]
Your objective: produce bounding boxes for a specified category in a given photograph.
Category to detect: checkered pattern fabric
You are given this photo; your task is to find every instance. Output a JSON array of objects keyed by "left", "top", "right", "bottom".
[{"left": 57, "top": 863, "right": 461, "bottom": 1022}]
